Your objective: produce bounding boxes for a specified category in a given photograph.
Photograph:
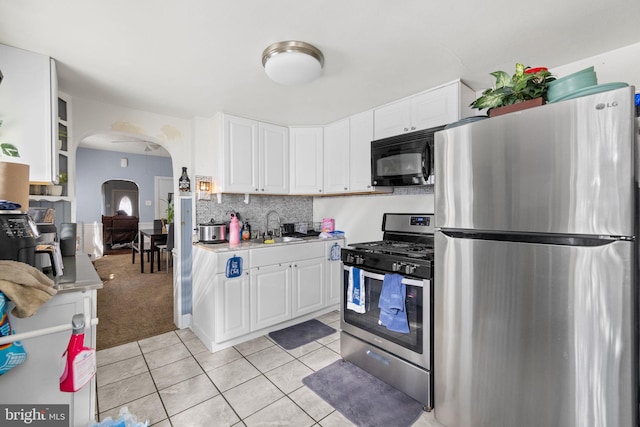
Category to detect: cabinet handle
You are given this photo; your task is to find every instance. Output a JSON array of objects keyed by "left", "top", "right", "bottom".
[
  {"left": 318, "top": 189, "right": 322, "bottom": 193},
  {"left": 344, "top": 187, "right": 348, "bottom": 190}
]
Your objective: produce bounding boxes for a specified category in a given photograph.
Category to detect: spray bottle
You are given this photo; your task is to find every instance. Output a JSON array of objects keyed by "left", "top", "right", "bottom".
[{"left": 60, "top": 314, "right": 96, "bottom": 392}]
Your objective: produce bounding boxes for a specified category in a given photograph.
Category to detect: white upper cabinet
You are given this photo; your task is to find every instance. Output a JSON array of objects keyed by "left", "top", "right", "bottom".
[
  {"left": 374, "top": 80, "right": 475, "bottom": 140},
  {"left": 258, "top": 122, "right": 289, "bottom": 194},
  {"left": 289, "top": 127, "right": 323, "bottom": 194},
  {"left": 224, "top": 115, "right": 259, "bottom": 193},
  {"left": 348, "top": 110, "right": 374, "bottom": 192},
  {"left": 323, "top": 110, "right": 375, "bottom": 194},
  {"left": 210, "top": 114, "right": 289, "bottom": 194},
  {"left": 0, "top": 44, "right": 57, "bottom": 183},
  {"left": 323, "top": 118, "right": 350, "bottom": 193}
]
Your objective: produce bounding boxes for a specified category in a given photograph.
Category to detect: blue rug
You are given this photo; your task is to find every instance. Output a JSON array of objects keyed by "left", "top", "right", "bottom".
[
  {"left": 268, "top": 319, "right": 336, "bottom": 350},
  {"left": 303, "top": 360, "right": 424, "bottom": 427}
]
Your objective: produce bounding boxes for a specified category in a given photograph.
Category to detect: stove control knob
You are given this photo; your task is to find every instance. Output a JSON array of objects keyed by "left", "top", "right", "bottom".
[
  {"left": 355, "top": 255, "right": 365, "bottom": 265},
  {"left": 392, "top": 262, "right": 402, "bottom": 272},
  {"left": 345, "top": 254, "right": 354, "bottom": 263},
  {"left": 405, "top": 264, "right": 417, "bottom": 274}
]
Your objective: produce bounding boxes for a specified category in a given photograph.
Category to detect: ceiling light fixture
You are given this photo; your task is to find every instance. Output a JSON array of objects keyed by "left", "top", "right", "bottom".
[{"left": 262, "top": 41, "right": 324, "bottom": 86}]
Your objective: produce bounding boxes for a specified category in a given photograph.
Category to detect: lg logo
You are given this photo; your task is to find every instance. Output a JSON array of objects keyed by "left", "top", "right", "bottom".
[{"left": 596, "top": 101, "right": 618, "bottom": 110}]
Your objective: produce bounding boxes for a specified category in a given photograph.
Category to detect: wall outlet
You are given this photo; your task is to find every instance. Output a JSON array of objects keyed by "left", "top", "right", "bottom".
[{"left": 145, "top": 200, "right": 152, "bottom": 206}]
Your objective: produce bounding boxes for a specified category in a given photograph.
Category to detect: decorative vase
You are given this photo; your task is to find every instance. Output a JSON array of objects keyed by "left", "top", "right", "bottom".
[{"left": 489, "top": 97, "right": 545, "bottom": 118}]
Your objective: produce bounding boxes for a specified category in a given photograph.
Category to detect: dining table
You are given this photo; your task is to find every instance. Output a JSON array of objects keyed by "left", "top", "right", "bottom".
[{"left": 139, "top": 228, "right": 167, "bottom": 273}]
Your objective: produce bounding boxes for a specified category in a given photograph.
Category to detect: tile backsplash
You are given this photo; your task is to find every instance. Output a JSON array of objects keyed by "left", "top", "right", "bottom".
[{"left": 195, "top": 194, "right": 313, "bottom": 235}]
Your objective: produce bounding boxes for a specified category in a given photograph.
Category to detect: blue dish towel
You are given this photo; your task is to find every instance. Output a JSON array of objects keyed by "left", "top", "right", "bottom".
[
  {"left": 347, "top": 267, "right": 365, "bottom": 313},
  {"left": 378, "top": 274, "right": 409, "bottom": 333}
]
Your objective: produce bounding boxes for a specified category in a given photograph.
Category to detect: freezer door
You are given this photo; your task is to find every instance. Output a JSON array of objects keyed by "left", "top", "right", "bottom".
[
  {"left": 435, "top": 86, "right": 635, "bottom": 236},
  {"left": 434, "top": 231, "right": 636, "bottom": 427}
]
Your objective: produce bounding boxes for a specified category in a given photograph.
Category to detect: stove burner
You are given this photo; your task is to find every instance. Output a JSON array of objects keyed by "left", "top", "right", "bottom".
[{"left": 349, "top": 240, "right": 433, "bottom": 259}]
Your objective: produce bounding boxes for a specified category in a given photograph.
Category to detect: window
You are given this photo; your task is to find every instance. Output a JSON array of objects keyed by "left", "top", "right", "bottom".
[{"left": 118, "top": 196, "right": 133, "bottom": 216}]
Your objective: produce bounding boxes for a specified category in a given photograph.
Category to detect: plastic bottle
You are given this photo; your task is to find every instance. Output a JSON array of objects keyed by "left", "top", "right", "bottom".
[
  {"left": 60, "top": 314, "right": 96, "bottom": 392},
  {"left": 229, "top": 213, "right": 240, "bottom": 245},
  {"left": 178, "top": 167, "right": 190, "bottom": 194},
  {"left": 242, "top": 220, "right": 251, "bottom": 241}
]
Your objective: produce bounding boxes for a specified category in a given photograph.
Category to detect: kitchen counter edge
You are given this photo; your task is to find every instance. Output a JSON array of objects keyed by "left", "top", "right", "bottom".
[
  {"left": 53, "top": 252, "right": 103, "bottom": 293},
  {"left": 195, "top": 235, "right": 344, "bottom": 253}
]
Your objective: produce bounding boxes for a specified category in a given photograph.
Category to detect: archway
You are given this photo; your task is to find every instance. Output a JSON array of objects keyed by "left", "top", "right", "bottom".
[{"left": 102, "top": 179, "right": 139, "bottom": 217}]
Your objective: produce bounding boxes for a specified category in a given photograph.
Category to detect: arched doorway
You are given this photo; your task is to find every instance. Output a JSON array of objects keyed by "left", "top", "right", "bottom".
[{"left": 102, "top": 179, "right": 139, "bottom": 217}]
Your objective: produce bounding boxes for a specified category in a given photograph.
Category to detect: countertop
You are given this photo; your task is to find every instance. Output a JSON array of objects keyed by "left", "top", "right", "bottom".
[
  {"left": 53, "top": 252, "right": 103, "bottom": 293},
  {"left": 196, "top": 234, "right": 344, "bottom": 253}
]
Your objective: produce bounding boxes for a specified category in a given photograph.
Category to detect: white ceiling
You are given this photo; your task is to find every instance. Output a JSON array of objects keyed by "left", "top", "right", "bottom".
[{"left": 1, "top": 0, "right": 639, "bottom": 157}]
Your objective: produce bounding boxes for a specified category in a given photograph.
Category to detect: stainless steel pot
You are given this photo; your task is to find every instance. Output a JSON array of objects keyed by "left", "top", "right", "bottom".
[{"left": 197, "top": 220, "right": 227, "bottom": 243}]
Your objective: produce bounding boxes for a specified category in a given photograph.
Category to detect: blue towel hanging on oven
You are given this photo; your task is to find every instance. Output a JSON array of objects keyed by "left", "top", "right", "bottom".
[
  {"left": 378, "top": 274, "right": 409, "bottom": 333},
  {"left": 347, "top": 267, "right": 365, "bottom": 313}
]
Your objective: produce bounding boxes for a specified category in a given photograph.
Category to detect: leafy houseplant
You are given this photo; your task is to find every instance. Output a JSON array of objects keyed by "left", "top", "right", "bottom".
[
  {"left": 165, "top": 199, "right": 174, "bottom": 224},
  {"left": 470, "top": 63, "right": 555, "bottom": 111},
  {"left": 0, "top": 120, "right": 20, "bottom": 158}
]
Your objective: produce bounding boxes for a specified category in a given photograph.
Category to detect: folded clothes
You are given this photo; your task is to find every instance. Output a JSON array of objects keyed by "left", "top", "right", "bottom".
[
  {"left": 378, "top": 274, "right": 409, "bottom": 333},
  {"left": 0, "top": 200, "right": 21, "bottom": 210},
  {"left": 0, "top": 260, "right": 57, "bottom": 318},
  {"left": 347, "top": 267, "right": 365, "bottom": 313}
]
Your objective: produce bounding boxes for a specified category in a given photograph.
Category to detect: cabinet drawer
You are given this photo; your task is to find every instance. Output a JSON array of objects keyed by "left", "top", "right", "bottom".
[
  {"left": 216, "top": 250, "right": 249, "bottom": 274},
  {"left": 250, "top": 241, "right": 324, "bottom": 267}
]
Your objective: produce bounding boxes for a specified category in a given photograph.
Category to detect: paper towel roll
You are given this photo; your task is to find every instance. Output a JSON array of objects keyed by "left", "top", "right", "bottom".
[{"left": 0, "top": 161, "right": 30, "bottom": 211}]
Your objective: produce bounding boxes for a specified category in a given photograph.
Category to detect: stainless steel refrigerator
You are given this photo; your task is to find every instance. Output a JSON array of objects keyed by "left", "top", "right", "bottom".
[{"left": 434, "top": 86, "right": 637, "bottom": 427}]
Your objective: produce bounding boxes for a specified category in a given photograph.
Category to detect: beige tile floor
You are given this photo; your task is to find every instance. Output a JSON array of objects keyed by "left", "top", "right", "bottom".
[{"left": 96, "top": 311, "right": 443, "bottom": 427}]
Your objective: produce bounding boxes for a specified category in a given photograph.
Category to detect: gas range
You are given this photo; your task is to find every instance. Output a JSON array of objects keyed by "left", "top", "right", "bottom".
[{"left": 341, "top": 213, "right": 434, "bottom": 280}]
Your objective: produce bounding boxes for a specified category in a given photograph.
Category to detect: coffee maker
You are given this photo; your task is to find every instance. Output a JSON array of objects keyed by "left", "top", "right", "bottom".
[{"left": 0, "top": 210, "right": 39, "bottom": 266}]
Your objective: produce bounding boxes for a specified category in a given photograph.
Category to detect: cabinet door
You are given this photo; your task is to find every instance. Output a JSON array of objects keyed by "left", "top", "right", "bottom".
[
  {"left": 251, "top": 264, "right": 291, "bottom": 330},
  {"left": 292, "top": 257, "right": 325, "bottom": 317},
  {"left": 349, "top": 110, "right": 374, "bottom": 192},
  {"left": 0, "top": 44, "right": 55, "bottom": 183},
  {"left": 373, "top": 99, "right": 411, "bottom": 140},
  {"left": 289, "top": 127, "right": 323, "bottom": 194},
  {"left": 4, "top": 291, "right": 96, "bottom": 427},
  {"left": 325, "top": 240, "right": 344, "bottom": 306},
  {"left": 323, "top": 119, "right": 350, "bottom": 193},
  {"left": 410, "top": 82, "right": 460, "bottom": 131},
  {"left": 224, "top": 115, "right": 258, "bottom": 193},
  {"left": 259, "top": 122, "right": 289, "bottom": 194},
  {"left": 215, "top": 272, "right": 251, "bottom": 341}
]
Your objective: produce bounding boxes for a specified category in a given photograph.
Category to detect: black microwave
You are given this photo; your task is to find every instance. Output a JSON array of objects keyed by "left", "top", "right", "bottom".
[{"left": 371, "top": 126, "right": 444, "bottom": 187}]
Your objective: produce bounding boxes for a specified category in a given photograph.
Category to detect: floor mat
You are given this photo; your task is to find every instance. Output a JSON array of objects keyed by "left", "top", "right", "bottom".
[
  {"left": 268, "top": 319, "right": 336, "bottom": 350},
  {"left": 303, "top": 360, "right": 424, "bottom": 427}
]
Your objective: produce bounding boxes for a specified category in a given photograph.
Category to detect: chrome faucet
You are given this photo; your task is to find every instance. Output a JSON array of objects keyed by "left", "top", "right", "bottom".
[{"left": 265, "top": 210, "right": 281, "bottom": 237}]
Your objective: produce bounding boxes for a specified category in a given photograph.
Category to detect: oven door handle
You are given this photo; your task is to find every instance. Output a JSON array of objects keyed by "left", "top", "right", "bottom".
[{"left": 346, "top": 267, "right": 426, "bottom": 288}]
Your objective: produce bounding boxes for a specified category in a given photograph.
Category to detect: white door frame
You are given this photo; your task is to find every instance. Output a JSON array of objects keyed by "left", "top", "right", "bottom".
[{"left": 155, "top": 176, "right": 173, "bottom": 219}]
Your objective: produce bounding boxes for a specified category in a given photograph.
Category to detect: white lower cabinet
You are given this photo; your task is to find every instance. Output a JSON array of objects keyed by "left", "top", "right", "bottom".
[
  {"left": 192, "top": 239, "right": 343, "bottom": 351},
  {"left": 325, "top": 240, "right": 344, "bottom": 305},
  {"left": 291, "top": 257, "right": 325, "bottom": 317},
  {"left": 215, "top": 271, "right": 251, "bottom": 341},
  {"left": 250, "top": 263, "right": 292, "bottom": 330}
]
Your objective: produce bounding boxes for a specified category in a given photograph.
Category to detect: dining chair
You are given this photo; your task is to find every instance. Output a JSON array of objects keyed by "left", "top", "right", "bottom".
[
  {"left": 131, "top": 231, "right": 158, "bottom": 273},
  {"left": 155, "top": 223, "right": 174, "bottom": 272}
]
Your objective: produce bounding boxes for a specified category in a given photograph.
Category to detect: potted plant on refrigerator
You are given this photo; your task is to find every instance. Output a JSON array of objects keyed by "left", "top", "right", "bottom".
[{"left": 470, "top": 63, "right": 555, "bottom": 117}]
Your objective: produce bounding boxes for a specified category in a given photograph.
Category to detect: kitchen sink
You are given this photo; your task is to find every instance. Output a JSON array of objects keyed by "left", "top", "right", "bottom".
[{"left": 273, "top": 236, "right": 303, "bottom": 243}]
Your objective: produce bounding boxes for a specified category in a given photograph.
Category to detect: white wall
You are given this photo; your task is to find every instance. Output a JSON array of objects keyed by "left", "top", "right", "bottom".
[
  {"left": 316, "top": 42, "right": 640, "bottom": 245},
  {"left": 551, "top": 42, "right": 640, "bottom": 90},
  {"left": 313, "top": 193, "right": 434, "bottom": 244}
]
